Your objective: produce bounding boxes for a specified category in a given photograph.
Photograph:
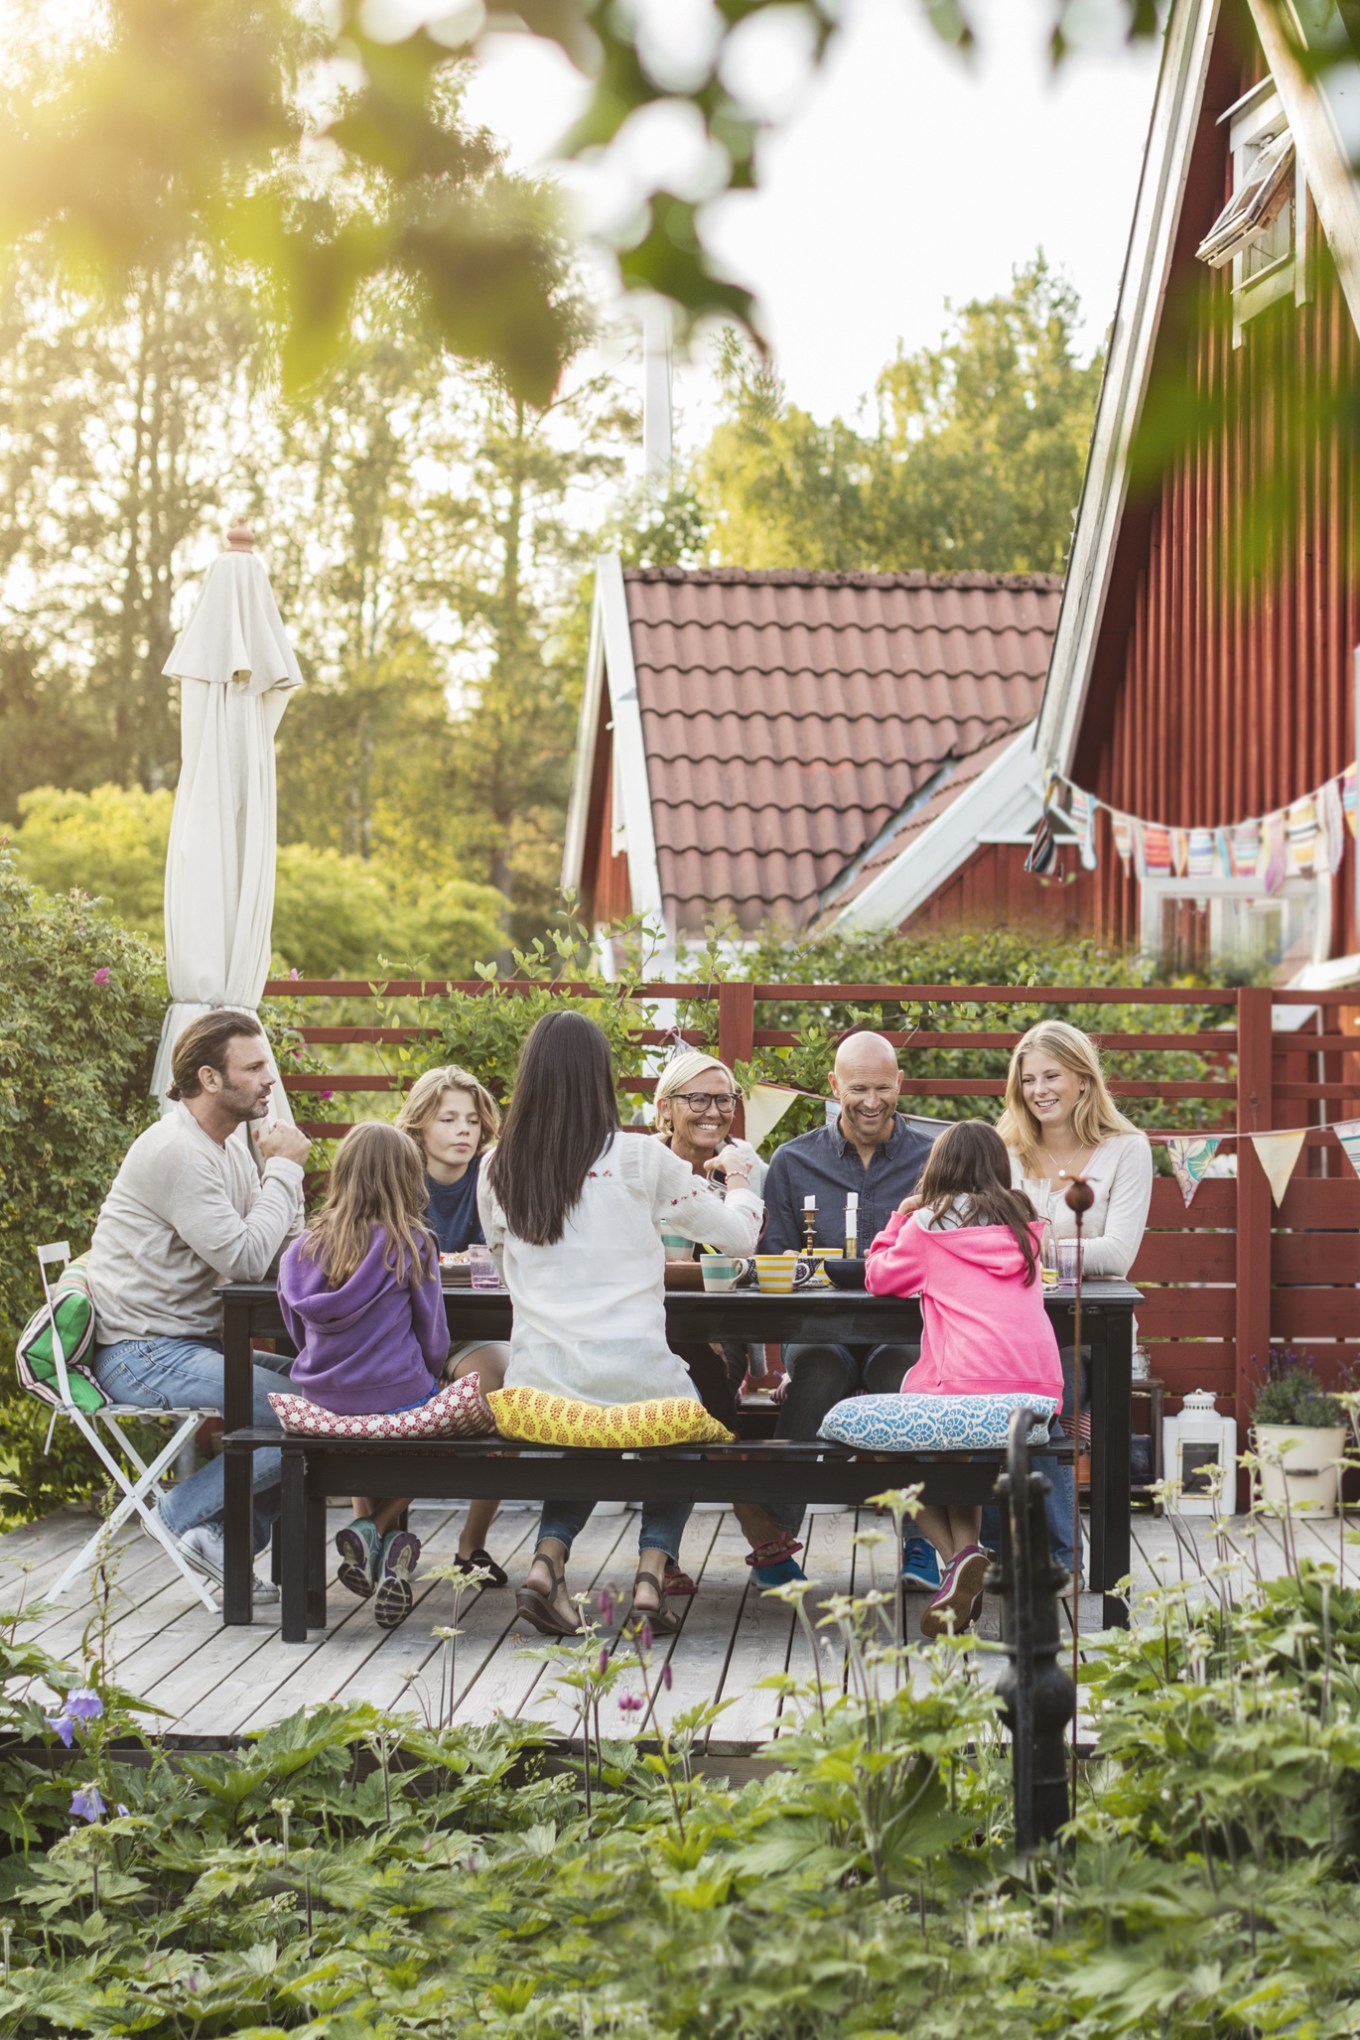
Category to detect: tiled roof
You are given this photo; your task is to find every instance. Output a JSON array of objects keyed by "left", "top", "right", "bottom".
[
  {"left": 818, "top": 725, "right": 1029, "bottom": 919},
  {"left": 624, "top": 568, "right": 1061, "bottom": 935}
]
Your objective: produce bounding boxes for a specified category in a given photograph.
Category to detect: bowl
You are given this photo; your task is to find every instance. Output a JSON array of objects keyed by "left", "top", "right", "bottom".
[
  {"left": 754, "top": 1254, "right": 800, "bottom": 1294},
  {"left": 823, "top": 1257, "right": 867, "bottom": 1290},
  {"left": 700, "top": 1256, "right": 739, "bottom": 1293}
]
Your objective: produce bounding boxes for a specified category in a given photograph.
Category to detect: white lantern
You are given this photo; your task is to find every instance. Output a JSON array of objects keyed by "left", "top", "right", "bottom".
[{"left": 1162, "top": 1389, "right": 1238, "bottom": 1516}]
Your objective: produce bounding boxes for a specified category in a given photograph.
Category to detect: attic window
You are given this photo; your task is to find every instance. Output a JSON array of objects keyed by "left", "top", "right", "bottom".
[{"left": 1198, "top": 81, "right": 1310, "bottom": 342}]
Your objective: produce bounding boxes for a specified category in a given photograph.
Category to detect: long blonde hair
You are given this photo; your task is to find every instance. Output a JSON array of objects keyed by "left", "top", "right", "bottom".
[
  {"left": 298, "top": 1122, "right": 435, "bottom": 1289},
  {"left": 996, "top": 1020, "right": 1141, "bottom": 1175},
  {"left": 653, "top": 1051, "right": 736, "bottom": 1138},
  {"left": 397, "top": 1064, "right": 500, "bottom": 1157}
]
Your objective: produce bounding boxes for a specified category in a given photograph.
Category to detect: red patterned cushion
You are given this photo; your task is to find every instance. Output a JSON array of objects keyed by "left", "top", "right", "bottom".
[{"left": 268, "top": 1372, "right": 496, "bottom": 1440}]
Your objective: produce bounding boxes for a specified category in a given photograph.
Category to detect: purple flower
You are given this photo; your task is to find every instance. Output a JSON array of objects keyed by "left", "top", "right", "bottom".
[
  {"left": 289, "top": 967, "right": 300, "bottom": 981},
  {"left": 65, "top": 1689, "right": 103, "bottom": 1724},
  {"left": 598, "top": 1588, "right": 616, "bottom": 1624},
  {"left": 660, "top": 1660, "right": 673, "bottom": 1691},
  {"left": 639, "top": 1619, "right": 654, "bottom": 1651},
  {"left": 92, "top": 968, "right": 111, "bottom": 986},
  {"left": 116, "top": 1805, "right": 129, "bottom": 1818},
  {"left": 618, "top": 1692, "right": 644, "bottom": 1713},
  {"left": 70, "top": 1784, "right": 105, "bottom": 1824},
  {"left": 597, "top": 1648, "right": 610, "bottom": 1677},
  {"left": 45, "top": 1713, "right": 76, "bottom": 1748},
  {"left": 320, "top": 1089, "right": 333, "bottom": 1102}
]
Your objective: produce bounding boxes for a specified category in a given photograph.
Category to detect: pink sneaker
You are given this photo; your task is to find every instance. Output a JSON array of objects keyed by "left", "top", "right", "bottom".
[{"left": 919, "top": 1544, "right": 989, "bottom": 1640}]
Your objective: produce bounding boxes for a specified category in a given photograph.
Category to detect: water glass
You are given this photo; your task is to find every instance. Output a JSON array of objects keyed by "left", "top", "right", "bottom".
[
  {"left": 1056, "top": 1239, "right": 1080, "bottom": 1289},
  {"left": 1038, "top": 1221, "right": 1059, "bottom": 1287},
  {"left": 467, "top": 1244, "right": 501, "bottom": 1291}
]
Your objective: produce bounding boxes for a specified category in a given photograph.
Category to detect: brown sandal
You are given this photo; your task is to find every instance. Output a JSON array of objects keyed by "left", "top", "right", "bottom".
[
  {"left": 515, "top": 1555, "right": 580, "bottom": 1637},
  {"left": 630, "top": 1570, "right": 682, "bottom": 1636}
]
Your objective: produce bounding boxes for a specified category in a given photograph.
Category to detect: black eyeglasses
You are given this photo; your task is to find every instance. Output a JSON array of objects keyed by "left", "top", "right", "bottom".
[{"left": 670, "top": 1093, "right": 737, "bottom": 1114}]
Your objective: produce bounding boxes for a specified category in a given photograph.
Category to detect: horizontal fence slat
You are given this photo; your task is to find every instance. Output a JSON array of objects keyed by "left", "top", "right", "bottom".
[
  {"left": 1275, "top": 1178, "right": 1360, "bottom": 1226},
  {"left": 1130, "top": 1234, "right": 1235, "bottom": 1280},
  {"left": 1269, "top": 1291, "right": 1360, "bottom": 1338},
  {"left": 748, "top": 984, "right": 1243, "bottom": 1005},
  {"left": 1273, "top": 1234, "right": 1360, "bottom": 1282},
  {"left": 1271, "top": 1083, "right": 1360, "bottom": 1101},
  {"left": 1130, "top": 1289, "right": 1237, "bottom": 1337},
  {"left": 1146, "top": 1179, "right": 1237, "bottom": 1223}
]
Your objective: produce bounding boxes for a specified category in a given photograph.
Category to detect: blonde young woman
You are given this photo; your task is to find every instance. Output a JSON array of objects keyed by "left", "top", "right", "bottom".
[
  {"left": 995, "top": 1020, "right": 1153, "bottom": 1578},
  {"left": 396, "top": 1065, "right": 512, "bottom": 1585}
]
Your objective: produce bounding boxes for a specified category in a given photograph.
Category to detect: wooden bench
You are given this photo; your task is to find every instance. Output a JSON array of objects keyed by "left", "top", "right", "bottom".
[{"left": 222, "top": 1418, "right": 1073, "bottom": 1643}]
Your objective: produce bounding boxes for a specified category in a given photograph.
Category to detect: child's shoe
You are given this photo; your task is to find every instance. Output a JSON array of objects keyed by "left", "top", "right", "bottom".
[
  {"left": 335, "top": 1518, "right": 381, "bottom": 1600},
  {"left": 900, "top": 1535, "right": 941, "bottom": 1593},
  {"left": 374, "top": 1528, "right": 422, "bottom": 1630},
  {"left": 746, "top": 1534, "right": 806, "bottom": 1589},
  {"left": 919, "top": 1544, "right": 989, "bottom": 1640}
]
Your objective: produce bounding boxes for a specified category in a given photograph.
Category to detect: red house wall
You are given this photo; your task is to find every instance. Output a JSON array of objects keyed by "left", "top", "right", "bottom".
[
  {"left": 1073, "top": 24, "right": 1360, "bottom": 956},
  {"left": 904, "top": 842, "right": 1103, "bottom": 936}
]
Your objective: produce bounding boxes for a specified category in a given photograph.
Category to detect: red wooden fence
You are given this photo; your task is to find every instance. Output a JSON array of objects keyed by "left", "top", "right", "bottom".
[{"left": 263, "top": 976, "right": 1360, "bottom": 1440}]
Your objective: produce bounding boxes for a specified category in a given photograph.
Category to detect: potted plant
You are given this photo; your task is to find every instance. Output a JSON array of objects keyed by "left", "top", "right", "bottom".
[{"left": 1250, "top": 1352, "right": 1349, "bottom": 1516}]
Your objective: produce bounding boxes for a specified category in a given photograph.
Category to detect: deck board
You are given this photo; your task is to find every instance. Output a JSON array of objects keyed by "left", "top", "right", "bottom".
[{"left": 6, "top": 1500, "right": 1351, "bottom": 1747}]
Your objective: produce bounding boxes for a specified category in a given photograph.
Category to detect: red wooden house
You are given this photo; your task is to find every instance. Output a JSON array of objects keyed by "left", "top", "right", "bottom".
[{"left": 1034, "top": 0, "right": 1360, "bottom": 983}]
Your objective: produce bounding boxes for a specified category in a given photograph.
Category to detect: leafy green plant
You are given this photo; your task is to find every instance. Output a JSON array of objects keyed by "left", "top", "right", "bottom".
[
  {"left": 0, "top": 847, "right": 165, "bottom": 1524},
  {"left": 1252, "top": 1350, "right": 1347, "bottom": 1429}
]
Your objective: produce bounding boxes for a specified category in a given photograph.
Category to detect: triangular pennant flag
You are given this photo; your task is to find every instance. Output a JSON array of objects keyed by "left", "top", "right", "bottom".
[
  {"left": 1143, "top": 823, "right": 1172, "bottom": 876},
  {"left": 1069, "top": 786, "right": 1098, "bottom": 871},
  {"left": 1343, "top": 764, "right": 1357, "bottom": 838},
  {"left": 1335, "top": 1118, "right": 1360, "bottom": 1180},
  {"left": 743, "top": 1083, "right": 804, "bottom": 1152},
  {"left": 1187, "top": 827, "right": 1216, "bottom": 880},
  {"left": 1319, "top": 776, "right": 1345, "bottom": 875},
  {"left": 1232, "top": 816, "right": 1261, "bottom": 879},
  {"left": 1171, "top": 827, "right": 1190, "bottom": 876},
  {"left": 1164, "top": 1135, "right": 1223, "bottom": 1206},
  {"left": 1112, "top": 811, "right": 1134, "bottom": 868},
  {"left": 1024, "top": 809, "right": 1058, "bottom": 876},
  {"left": 1214, "top": 825, "right": 1234, "bottom": 877},
  {"left": 1285, "top": 792, "right": 1320, "bottom": 877},
  {"left": 1260, "top": 810, "right": 1287, "bottom": 895},
  {"left": 1250, "top": 1128, "right": 1307, "bottom": 1207}
]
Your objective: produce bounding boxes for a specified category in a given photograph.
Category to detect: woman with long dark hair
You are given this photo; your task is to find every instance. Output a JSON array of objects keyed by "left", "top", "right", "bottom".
[{"left": 478, "top": 1010, "right": 763, "bottom": 1637}]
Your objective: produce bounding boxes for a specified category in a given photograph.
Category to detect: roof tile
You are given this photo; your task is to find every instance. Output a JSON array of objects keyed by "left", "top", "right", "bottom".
[{"left": 623, "top": 568, "right": 1061, "bottom": 935}]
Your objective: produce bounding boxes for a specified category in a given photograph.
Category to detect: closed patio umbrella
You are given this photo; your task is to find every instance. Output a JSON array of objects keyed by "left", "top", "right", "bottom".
[{"left": 150, "top": 523, "right": 304, "bottom": 1116}]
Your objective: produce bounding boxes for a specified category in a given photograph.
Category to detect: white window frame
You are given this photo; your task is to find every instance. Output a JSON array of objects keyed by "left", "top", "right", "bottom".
[
  {"left": 1205, "top": 80, "right": 1312, "bottom": 346},
  {"left": 1139, "top": 871, "right": 1332, "bottom": 973}
]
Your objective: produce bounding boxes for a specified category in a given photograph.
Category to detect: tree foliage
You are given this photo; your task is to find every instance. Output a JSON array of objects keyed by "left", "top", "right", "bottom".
[{"left": 699, "top": 258, "right": 1102, "bottom": 573}]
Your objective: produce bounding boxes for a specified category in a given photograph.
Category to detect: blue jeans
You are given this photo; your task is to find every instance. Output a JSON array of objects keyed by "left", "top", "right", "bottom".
[
  {"left": 537, "top": 1496, "right": 692, "bottom": 1566},
  {"left": 93, "top": 1338, "right": 292, "bottom": 1556}
]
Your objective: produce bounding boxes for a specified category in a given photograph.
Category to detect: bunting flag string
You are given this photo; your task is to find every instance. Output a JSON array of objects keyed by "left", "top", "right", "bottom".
[
  {"left": 1038, "top": 762, "right": 1357, "bottom": 888},
  {"left": 1164, "top": 1135, "right": 1224, "bottom": 1206},
  {"left": 741, "top": 1082, "right": 807, "bottom": 1152},
  {"left": 1250, "top": 1128, "right": 1309, "bottom": 1208}
]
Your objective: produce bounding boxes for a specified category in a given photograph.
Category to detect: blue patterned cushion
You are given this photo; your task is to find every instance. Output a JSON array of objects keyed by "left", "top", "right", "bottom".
[{"left": 819, "top": 1392, "right": 1060, "bottom": 1452}]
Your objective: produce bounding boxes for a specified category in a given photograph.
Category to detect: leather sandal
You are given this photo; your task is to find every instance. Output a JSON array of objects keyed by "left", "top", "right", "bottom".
[
  {"left": 453, "top": 1548, "right": 509, "bottom": 1589},
  {"left": 515, "top": 1555, "right": 580, "bottom": 1637},
  {"left": 630, "top": 1570, "right": 682, "bottom": 1636}
]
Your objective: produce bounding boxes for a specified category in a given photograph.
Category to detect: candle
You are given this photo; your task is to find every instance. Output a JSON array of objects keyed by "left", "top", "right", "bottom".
[
  {"left": 845, "top": 1193, "right": 858, "bottom": 1257},
  {"left": 803, "top": 1196, "right": 816, "bottom": 1211}
]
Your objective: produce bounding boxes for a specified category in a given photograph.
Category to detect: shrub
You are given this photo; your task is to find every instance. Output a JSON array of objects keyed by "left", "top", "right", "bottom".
[
  {"left": 0, "top": 847, "right": 165, "bottom": 1519},
  {"left": 1251, "top": 1349, "right": 1347, "bottom": 1428}
]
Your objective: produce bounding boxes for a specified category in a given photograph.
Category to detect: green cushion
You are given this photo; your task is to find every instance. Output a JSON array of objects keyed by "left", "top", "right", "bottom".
[{"left": 15, "top": 1258, "right": 105, "bottom": 1413}]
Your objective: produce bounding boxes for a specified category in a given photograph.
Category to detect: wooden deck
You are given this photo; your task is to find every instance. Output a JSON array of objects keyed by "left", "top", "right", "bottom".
[{"left": 4, "top": 1500, "right": 1354, "bottom": 1748}]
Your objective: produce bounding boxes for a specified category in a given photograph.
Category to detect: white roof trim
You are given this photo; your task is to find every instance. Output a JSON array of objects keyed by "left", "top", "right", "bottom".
[
  {"left": 561, "top": 554, "right": 666, "bottom": 931},
  {"left": 1037, "top": 0, "right": 1360, "bottom": 780},
  {"left": 827, "top": 729, "right": 1044, "bottom": 933},
  {"left": 1035, "top": 0, "right": 1220, "bottom": 777}
]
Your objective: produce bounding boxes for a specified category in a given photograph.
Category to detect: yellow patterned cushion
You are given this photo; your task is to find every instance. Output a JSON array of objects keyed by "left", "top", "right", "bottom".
[{"left": 486, "top": 1386, "right": 733, "bottom": 1448}]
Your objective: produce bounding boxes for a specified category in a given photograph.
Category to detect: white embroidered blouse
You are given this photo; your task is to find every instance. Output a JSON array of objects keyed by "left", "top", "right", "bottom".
[{"left": 476, "top": 1132, "right": 764, "bottom": 1404}]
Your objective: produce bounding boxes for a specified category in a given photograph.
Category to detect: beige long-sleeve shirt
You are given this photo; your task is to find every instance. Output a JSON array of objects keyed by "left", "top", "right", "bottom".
[{"left": 87, "top": 1103, "right": 304, "bottom": 1345}]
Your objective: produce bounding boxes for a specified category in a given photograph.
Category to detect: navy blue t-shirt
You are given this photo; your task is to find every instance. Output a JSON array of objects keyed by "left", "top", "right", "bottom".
[{"left": 425, "top": 1158, "right": 485, "bottom": 1255}]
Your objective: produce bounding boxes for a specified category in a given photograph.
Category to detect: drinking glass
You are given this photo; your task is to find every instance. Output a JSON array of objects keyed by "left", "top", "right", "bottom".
[
  {"left": 1038, "top": 1220, "right": 1059, "bottom": 1287},
  {"left": 468, "top": 1244, "right": 501, "bottom": 1291},
  {"left": 1056, "top": 1239, "right": 1080, "bottom": 1289}
]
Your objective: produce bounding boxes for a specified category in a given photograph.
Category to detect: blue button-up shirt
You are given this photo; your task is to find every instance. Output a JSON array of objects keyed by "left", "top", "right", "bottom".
[{"left": 760, "top": 1114, "right": 942, "bottom": 1254}]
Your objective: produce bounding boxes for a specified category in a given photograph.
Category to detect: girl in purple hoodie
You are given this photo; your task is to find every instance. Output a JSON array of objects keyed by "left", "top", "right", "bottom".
[
  {"left": 863, "top": 1120, "right": 1062, "bottom": 1640},
  {"left": 278, "top": 1123, "right": 450, "bottom": 1629}
]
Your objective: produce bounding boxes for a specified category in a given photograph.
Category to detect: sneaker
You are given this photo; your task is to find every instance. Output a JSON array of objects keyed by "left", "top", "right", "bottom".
[
  {"left": 747, "top": 1537, "right": 807, "bottom": 1590},
  {"left": 171, "top": 1522, "right": 279, "bottom": 1605},
  {"left": 335, "top": 1519, "right": 382, "bottom": 1600},
  {"left": 901, "top": 1536, "right": 941, "bottom": 1593},
  {"left": 919, "top": 1544, "right": 989, "bottom": 1641},
  {"left": 374, "top": 1528, "right": 421, "bottom": 1631}
]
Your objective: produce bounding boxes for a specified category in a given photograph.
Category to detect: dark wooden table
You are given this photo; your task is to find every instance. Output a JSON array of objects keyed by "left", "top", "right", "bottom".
[{"left": 222, "top": 1280, "right": 1140, "bottom": 1628}]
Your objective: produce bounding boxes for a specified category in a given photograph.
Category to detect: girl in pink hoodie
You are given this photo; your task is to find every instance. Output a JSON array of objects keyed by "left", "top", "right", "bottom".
[{"left": 862, "top": 1120, "right": 1061, "bottom": 1638}]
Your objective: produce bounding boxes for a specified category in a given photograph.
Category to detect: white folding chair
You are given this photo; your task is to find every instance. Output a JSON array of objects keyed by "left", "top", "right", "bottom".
[{"left": 34, "top": 1243, "right": 221, "bottom": 1612}]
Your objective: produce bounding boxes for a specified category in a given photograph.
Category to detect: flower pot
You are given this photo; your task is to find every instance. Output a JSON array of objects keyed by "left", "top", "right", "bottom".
[{"left": 1252, "top": 1423, "right": 1347, "bottom": 1515}]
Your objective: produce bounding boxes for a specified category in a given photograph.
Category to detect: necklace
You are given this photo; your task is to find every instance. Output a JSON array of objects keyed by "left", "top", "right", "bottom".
[{"left": 1042, "top": 1143, "right": 1091, "bottom": 1180}]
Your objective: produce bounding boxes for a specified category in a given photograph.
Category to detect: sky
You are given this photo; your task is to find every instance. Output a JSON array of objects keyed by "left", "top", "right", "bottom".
[{"left": 461, "top": 0, "right": 1165, "bottom": 448}]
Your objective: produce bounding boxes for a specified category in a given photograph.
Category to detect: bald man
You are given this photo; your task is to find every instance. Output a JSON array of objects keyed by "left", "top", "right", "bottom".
[{"left": 753, "top": 1032, "right": 943, "bottom": 1588}]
